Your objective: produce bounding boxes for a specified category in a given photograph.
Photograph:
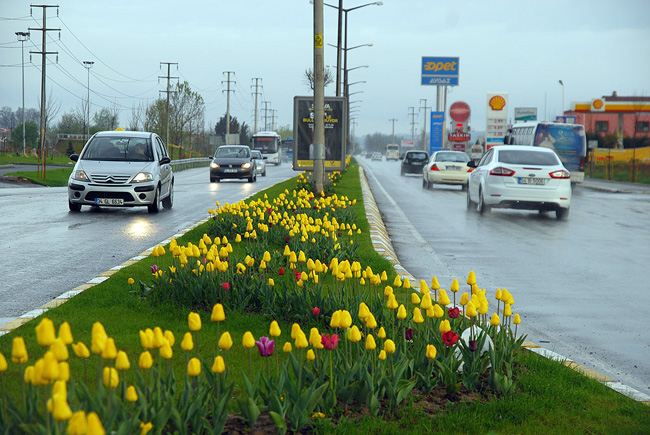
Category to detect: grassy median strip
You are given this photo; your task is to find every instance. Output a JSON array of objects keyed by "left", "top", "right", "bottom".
[{"left": 0, "top": 162, "right": 648, "bottom": 433}]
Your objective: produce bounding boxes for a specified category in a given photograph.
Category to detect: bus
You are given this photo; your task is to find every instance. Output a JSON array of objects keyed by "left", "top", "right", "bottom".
[
  {"left": 251, "top": 131, "right": 282, "bottom": 165},
  {"left": 386, "top": 144, "right": 400, "bottom": 161},
  {"left": 508, "top": 121, "right": 586, "bottom": 183}
]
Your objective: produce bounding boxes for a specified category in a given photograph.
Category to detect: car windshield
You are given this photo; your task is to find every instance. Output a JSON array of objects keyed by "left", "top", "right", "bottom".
[
  {"left": 498, "top": 150, "right": 559, "bottom": 166},
  {"left": 435, "top": 152, "right": 469, "bottom": 163},
  {"left": 407, "top": 152, "right": 428, "bottom": 160},
  {"left": 81, "top": 136, "right": 153, "bottom": 162},
  {"left": 215, "top": 147, "right": 249, "bottom": 158},
  {"left": 251, "top": 151, "right": 262, "bottom": 159}
]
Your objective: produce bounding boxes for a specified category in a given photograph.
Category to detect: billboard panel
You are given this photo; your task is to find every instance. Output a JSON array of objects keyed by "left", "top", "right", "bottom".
[
  {"left": 514, "top": 107, "right": 537, "bottom": 122},
  {"left": 421, "top": 57, "right": 459, "bottom": 86},
  {"left": 293, "top": 96, "right": 347, "bottom": 171},
  {"left": 430, "top": 111, "right": 445, "bottom": 154},
  {"left": 486, "top": 92, "right": 509, "bottom": 149}
]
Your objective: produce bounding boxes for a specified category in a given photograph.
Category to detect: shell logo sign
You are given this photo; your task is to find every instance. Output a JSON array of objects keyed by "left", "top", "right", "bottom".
[
  {"left": 488, "top": 95, "right": 507, "bottom": 111},
  {"left": 591, "top": 98, "right": 605, "bottom": 111}
]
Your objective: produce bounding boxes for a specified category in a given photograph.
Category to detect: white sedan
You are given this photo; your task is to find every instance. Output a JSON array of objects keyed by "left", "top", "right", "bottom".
[
  {"left": 422, "top": 150, "right": 472, "bottom": 190},
  {"left": 466, "top": 145, "right": 571, "bottom": 219}
]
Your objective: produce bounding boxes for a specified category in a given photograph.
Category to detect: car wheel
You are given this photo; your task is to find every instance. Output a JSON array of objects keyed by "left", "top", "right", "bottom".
[
  {"left": 461, "top": 183, "right": 467, "bottom": 191},
  {"left": 162, "top": 182, "right": 173, "bottom": 209},
  {"left": 248, "top": 174, "right": 255, "bottom": 182},
  {"left": 262, "top": 169, "right": 266, "bottom": 177},
  {"left": 148, "top": 187, "right": 161, "bottom": 214},
  {"left": 478, "top": 187, "right": 491, "bottom": 215},
  {"left": 466, "top": 188, "right": 473, "bottom": 210},
  {"left": 401, "top": 168, "right": 405, "bottom": 176},
  {"left": 68, "top": 200, "right": 81, "bottom": 212},
  {"left": 422, "top": 177, "right": 427, "bottom": 189},
  {"left": 556, "top": 207, "right": 569, "bottom": 220}
]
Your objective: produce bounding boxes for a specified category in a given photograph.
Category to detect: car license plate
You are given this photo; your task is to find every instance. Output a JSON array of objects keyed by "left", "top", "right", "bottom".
[
  {"left": 225, "top": 169, "right": 238, "bottom": 173},
  {"left": 95, "top": 198, "right": 124, "bottom": 206},
  {"left": 446, "top": 166, "right": 461, "bottom": 171},
  {"left": 518, "top": 177, "right": 546, "bottom": 185}
]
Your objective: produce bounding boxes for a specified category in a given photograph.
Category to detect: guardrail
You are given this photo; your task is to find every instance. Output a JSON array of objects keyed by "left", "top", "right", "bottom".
[{"left": 170, "top": 157, "right": 211, "bottom": 172}]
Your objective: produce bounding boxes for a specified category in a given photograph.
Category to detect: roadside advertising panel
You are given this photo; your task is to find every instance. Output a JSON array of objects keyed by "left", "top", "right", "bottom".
[
  {"left": 430, "top": 111, "right": 445, "bottom": 154},
  {"left": 486, "top": 92, "right": 509, "bottom": 150},
  {"left": 514, "top": 107, "right": 537, "bottom": 122},
  {"left": 421, "top": 57, "right": 459, "bottom": 86},
  {"left": 293, "top": 96, "right": 347, "bottom": 171}
]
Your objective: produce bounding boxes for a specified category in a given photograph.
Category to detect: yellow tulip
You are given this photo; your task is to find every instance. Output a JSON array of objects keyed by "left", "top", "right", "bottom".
[
  {"left": 58, "top": 361, "right": 70, "bottom": 381},
  {"left": 12, "top": 337, "right": 28, "bottom": 364},
  {"left": 387, "top": 294, "right": 398, "bottom": 310},
  {"left": 291, "top": 323, "right": 302, "bottom": 339},
  {"left": 139, "top": 351, "right": 153, "bottom": 369},
  {"left": 377, "top": 327, "right": 386, "bottom": 339},
  {"left": 87, "top": 412, "right": 105, "bottom": 435},
  {"left": 126, "top": 385, "right": 138, "bottom": 402},
  {"left": 384, "top": 285, "right": 394, "bottom": 297},
  {"left": 378, "top": 350, "right": 387, "bottom": 361},
  {"left": 24, "top": 366, "right": 34, "bottom": 384},
  {"left": 438, "top": 289, "right": 451, "bottom": 306},
  {"left": 495, "top": 288, "right": 502, "bottom": 301},
  {"left": 242, "top": 331, "right": 255, "bottom": 349},
  {"left": 380, "top": 270, "right": 388, "bottom": 281},
  {"left": 330, "top": 310, "right": 341, "bottom": 328},
  {"left": 283, "top": 342, "right": 293, "bottom": 353},
  {"left": 295, "top": 331, "right": 309, "bottom": 348},
  {"left": 403, "top": 277, "right": 411, "bottom": 289},
  {"left": 339, "top": 310, "right": 353, "bottom": 329},
  {"left": 306, "top": 349, "right": 316, "bottom": 362},
  {"left": 426, "top": 344, "right": 437, "bottom": 360},
  {"left": 219, "top": 332, "right": 233, "bottom": 350},
  {"left": 365, "top": 313, "right": 378, "bottom": 329},
  {"left": 102, "top": 367, "right": 119, "bottom": 389},
  {"left": 466, "top": 301, "right": 478, "bottom": 318},
  {"left": 504, "top": 303, "right": 512, "bottom": 317},
  {"left": 411, "top": 293, "right": 421, "bottom": 305},
  {"left": 459, "top": 292, "right": 469, "bottom": 306},
  {"left": 211, "top": 303, "right": 226, "bottom": 322},
  {"left": 349, "top": 325, "right": 362, "bottom": 342},
  {"left": 101, "top": 338, "right": 117, "bottom": 360},
  {"left": 396, "top": 304, "right": 407, "bottom": 319},
  {"left": 421, "top": 292, "right": 433, "bottom": 310},
  {"left": 309, "top": 328, "right": 324, "bottom": 349},
  {"left": 358, "top": 302, "right": 371, "bottom": 320},
  {"left": 139, "top": 329, "right": 153, "bottom": 349},
  {"left": 268, "top": 278, "right": 275, "bottom": 287},
  {"left": 365, "top": 334, "right": 376, "bottom": 350},
  {"left": 116, "top": 351, "right": 130, "bottom": 370},
  {"left": 384, "top": 339, "right": 396, "bottom": 354},
  {"left": 160, "top": 341, "right": 173, "bottom": 360},
  {"left": 58, "top": 322, "right": 73, "bottom": 345},
  {"left": 269, "top": 321, "right": 281, "bottom": 337},
  {"left": 42, "top": 351, "right": 60, "bottom": 381},
  {"left": 91, "top": 322, "right": 107, "bottom": 355},
  {"left": 393, "top": 275, "right": 402, "bottom": 287},
  {"left": 35, "top": 318, "right": 56, "bottom": 347},
  {"left": 467, "top": 270, "right": 476, "bottom": 286},
  {"left": 188, "top": 312, "right": 202, "bottom": 331},
  {"left": 153, "top": 327, "right": 165, "bottom": 348},
  {"left": 439, "top": 319, "right": 451, "bottom": 333},
  {"left": 181, "top": 332, "right": 194, "bottom": 351},
  {"left": 490, "top": 313, "right": 501, "bottom": 326},
  {"left": 164, "top": 330, "right": 175, "bottom": 346},
  {"left": 52, "top": 394, "right": 73, "bottom": 421},
  {"left": 71, "top": 342, "right": 90, "bottom": 359},
  {"left": 431, "top": 276, "right": 440, "bottom": 290},
  {"left": 187, "top": 357, "right": 201, "bottom": 377},
  {"left": 420, "top": 279, "right": 430, "bottom": 295},
  {"left": 513, "top": 313, "right": 521, "bottom": 325},
  {"left": 413, "top": 307, "right": 425, "bottom": 324},
  {"left": 67, "top": 410, "right": 88, "bottom": 435},
  {"left": 0, "top": 352, "right": 7, "bottom": 372},
  {"left": 211, "top": 355, "right": 226, "bottom": 374},
  {"left": 50, "top": 338, "right": 69, "bottom": 361},
  {"left": 450, "top": 279, "right": 459, "bottom": 293}
]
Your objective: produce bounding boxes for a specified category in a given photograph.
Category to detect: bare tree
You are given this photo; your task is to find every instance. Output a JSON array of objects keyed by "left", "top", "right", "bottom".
[
  {"left": 304, "top": 67, "right": 334, "bottom": 91},
  {"left": 128, "top": 102, "right": 146, "bottom": 131}
]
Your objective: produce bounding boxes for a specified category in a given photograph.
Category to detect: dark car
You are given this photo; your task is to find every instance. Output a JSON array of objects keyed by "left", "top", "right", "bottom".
[
  {"left": 400, "top": 150, "right": 429, "bottom": 176},
  {"left": 210, "top": 145, "right": 256, "bottom": 183}
]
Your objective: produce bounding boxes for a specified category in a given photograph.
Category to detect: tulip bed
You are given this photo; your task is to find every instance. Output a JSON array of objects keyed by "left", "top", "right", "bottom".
[{"left": 1, "top": 161, "right": 648, "bottom": 434}]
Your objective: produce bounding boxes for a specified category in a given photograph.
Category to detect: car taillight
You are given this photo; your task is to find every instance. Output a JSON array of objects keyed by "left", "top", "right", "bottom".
[
  {"left": 467, "top": 168, "right": 474, "bottom": 173},
  {"left": 430, "top": 163, "right": 439, "bottom": 171},
  {"left": 489, "top": 166, "right": 515, "bottom": 176},
  {"left": 549, "top": 169, "right": 571, "bottom": 179}
]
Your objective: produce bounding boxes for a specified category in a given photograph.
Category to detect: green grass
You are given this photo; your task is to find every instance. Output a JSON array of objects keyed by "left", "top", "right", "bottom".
[
  {"left": 0, "top": 162, "right": 648, "bottom": 433},
  {"left": 0, "top": 153, "right": 72, "bottom": 166},
  {"left": 5, "top": 168, "right": 73, "bottom": 187}
]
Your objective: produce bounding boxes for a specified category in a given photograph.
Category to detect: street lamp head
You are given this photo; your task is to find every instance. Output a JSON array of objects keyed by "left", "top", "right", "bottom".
[{"left": 558, "top": 80, "right": 564, "bottom": 86}]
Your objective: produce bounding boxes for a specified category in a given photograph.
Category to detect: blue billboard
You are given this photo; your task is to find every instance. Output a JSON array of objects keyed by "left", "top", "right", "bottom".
[
  {"left": 421, "top": 57, "right": 459, "bottom": 86},
  {"left": 430, "top": 111, "right": 445, "bottom": 154}
]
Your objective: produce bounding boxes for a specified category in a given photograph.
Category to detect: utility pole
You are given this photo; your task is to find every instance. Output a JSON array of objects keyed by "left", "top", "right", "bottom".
[
  {"left": 420, "top": 98, "right": 429, "bottom": 151},
  {"left": 408, "top": 106, "right": 416, "bottom": 146},
  {"left": 159, "top": 62, "right": 178, "bottom": 147},
  {"left": 16, "top": 31, "right": 29, "bottom": 156},
  {"left": 262, "top": 101, "right": 271, "bottom": 131},
  {"left": 389, "top": 118, "right": 397, "bottom": 148},
  {"left": 83, "top": 60, "right": 94, "bottom": 140},
  {"left": 270, "top": 109, "right": 277, "bottom": 131},
  {"left": 313, "top": 0, "right": 325, "bottom": 194},
  {"left": 222, "top": 71, "right": 235, "bottom": 138},
  {"left": 29, "top": 4, "right": 59, "bottom": 179},
  {"left": 251, "top": 78, "right": 262, "bottom": 134}
]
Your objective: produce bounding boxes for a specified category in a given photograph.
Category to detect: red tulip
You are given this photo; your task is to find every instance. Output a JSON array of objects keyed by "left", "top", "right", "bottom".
[
  {"left": 312, "top": 307, "right": 321, "bottom": 316},
  {"left": 279, "top": 267, "right": 285, "bottom": 276},
  {"left": 321, "top": 333, "right": 340, "bottom": 350},
  {"left": 442, "top": 331, "right": 459, "bottom": 347},
  {"left": 448, "top": 307, "right": 460, "bottom": 319},
  {"left": 222, "top": 282, "right": 230, "bottom": 290}
]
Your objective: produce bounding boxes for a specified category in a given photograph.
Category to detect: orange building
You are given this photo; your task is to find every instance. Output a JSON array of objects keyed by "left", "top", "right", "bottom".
[{"left": 566, "top": 91, "right": 650, "bottom": 148}]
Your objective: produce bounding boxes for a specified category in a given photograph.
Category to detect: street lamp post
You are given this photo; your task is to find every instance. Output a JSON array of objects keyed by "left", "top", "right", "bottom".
[
  {"left": 558, "top": 79, "right": 564, "bottom": 116},
  {"left": 16, "top": 31, "right": 29, "bottom": 156},
  {"left": 83, "top": 61, "right": 94, "bottom": 139}
]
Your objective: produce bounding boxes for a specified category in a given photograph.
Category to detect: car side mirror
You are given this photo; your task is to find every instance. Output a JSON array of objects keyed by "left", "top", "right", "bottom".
[
  {"left": 70, "top": 154, "right": 79, "bottom": 162},
  {"left": 263, "top": 156, "right": 268, "bottom": 160},
  {"left": 467, "top": 161, "right": 477, "bottom": 168},
  {"left": 160, "top": 156, "right": 171, "bottom": 165}
]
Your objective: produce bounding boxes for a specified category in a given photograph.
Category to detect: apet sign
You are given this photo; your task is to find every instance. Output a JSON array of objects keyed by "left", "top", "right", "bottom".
[{"left": 421, "top": 57, "right": 459, "bottom": 86}]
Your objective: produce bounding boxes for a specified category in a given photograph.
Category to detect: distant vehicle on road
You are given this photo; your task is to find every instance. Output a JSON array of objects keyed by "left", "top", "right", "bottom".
[
  {"left": 423, "top": 150, "right": 472, "bottom": 190},
  {"left": 371, "top": 152, "right": 383, "bottom": 161},
  {"left": 67, "top": 130, "right": 173, "bottom": 213},
  {"left": 467, "top": 145, "right": 571, "bottom": 219},
  {"left": 401, "top": 150, "right": 428, "bottom": 176},
  {"left": 386, "top": 144, "right": 400, "bottom": 161},
  {"left": 210, "top": 145, "right": 256, "bottom": 183},
  {"left": 252, "top": 131, "right": 282, "bottom": 165},
  {"left": 251, "top": 149, "right": 267, "bottom": 176},
  {"left": 508, "top": 121, "right": 586, "bottom": 183}
]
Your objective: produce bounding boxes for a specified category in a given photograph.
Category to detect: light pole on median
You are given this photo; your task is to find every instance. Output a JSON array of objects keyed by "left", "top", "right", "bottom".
[
  {"left": 16, "top": 31, "right": 29, "bottom": 156},
  {"left": 83, "top": 61, "right": 94, "bottom": 140},
  {"left": 558, "top": 79, "right": 565, "bottom": 116}
]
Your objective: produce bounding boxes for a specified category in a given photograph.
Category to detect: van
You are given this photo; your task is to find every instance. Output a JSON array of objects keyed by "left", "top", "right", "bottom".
[{"left": 386, "top": 144, "right": 400, "bottom": 161}]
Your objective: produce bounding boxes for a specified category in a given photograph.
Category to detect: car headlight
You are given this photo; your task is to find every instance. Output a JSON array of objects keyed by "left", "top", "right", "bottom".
[
  {"left": 131, "top": 172, "right": 153, "bottom": 183},
  {"left": 71, "top": 170, "right": 89, "bottom": 181},
  {"left": 242, "top": 162, "right": 252, "bottom": 169},
  {"left": 210, "top": 162, "right": 219, "bottom": 169}
]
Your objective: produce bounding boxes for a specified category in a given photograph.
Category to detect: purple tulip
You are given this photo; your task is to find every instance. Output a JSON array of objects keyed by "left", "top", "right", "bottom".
[
  {"left": 151, "top": 265, "right": 159, "bottom": 274},
  {"left": 255, "top": 336, "right": 275, "bottom": 357}
]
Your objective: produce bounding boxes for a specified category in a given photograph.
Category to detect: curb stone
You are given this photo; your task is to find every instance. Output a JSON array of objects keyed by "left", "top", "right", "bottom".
[{"left": 358, "top": 166, "right": 650, "bottom": 405}]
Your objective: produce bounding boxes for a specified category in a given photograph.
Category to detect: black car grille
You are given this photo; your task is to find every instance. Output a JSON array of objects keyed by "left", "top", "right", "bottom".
[{"left": 84, "top": 191, "right": 135, "bottom": 202}]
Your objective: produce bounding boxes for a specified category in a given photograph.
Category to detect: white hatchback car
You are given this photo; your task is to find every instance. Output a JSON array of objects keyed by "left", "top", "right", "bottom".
[
  {"left": 466, "top": 145, "right": 571, "bottom": 219},
  {"left": 422, "top": 150, "right": 472, "bottom": 190}
]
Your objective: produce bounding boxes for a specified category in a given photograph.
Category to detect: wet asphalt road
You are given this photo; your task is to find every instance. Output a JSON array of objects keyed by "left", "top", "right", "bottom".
[
  {"left": 360, "top": 157, "right": 650, "bottom": 395},
  {"left": 0, "top": 163, "right": 296, "bottom": 326}
]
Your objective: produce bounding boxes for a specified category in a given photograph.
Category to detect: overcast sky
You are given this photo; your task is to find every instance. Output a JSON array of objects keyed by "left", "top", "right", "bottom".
[{"left": 1, "top": 0, "right": 649, "bottom": 140}]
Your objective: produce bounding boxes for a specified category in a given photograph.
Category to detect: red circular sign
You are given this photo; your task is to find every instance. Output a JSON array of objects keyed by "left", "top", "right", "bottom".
[{"left": 449, "top": 101, "right": 471, "bottom": 122}]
